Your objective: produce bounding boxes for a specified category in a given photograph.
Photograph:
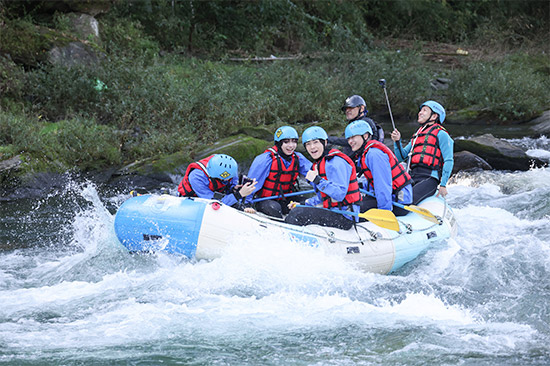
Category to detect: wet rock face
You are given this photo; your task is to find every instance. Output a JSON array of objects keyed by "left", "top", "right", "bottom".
[
  {"left": 452, "top": 151, "right": 492, "bottom": 174},
  {"left": 1, "top": 2, "right": 106, "bottom": 68},
  {"left": 530, "top": 110, "right": 550, "bottom": 135},
  {"left": 67, "top": 13, "right": 100, "bottom": 42},
  {"left": 48, "top": 41, "right": 101, "bottom": 67},
  {"left": 455, "top": 134, "right": 546, "bottom": 171},
  {"left": 47, "top": 12, "right": 103, "bottom": 68}
]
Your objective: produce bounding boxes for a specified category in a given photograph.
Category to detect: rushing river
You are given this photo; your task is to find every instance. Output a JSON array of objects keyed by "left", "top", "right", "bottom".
[{"left": 1, "top": 137, "right": 549, "bottom": 365}]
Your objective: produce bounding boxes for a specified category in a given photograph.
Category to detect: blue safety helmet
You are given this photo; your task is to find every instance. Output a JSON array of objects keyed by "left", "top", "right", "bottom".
[
  {"left": 206, "top": 154, "right": 238, "bottom": 181},
  {"left": 345, "top": 120, "right": 373, "bottom": 139},
  {"left": 301, "top": 126, "right": 328, "bottom": 145},
  {"left": 420, "top": 100, "right": 446, "bottom": 123},
  {"left": 341, "top": 94, "right": 368, "bottom": 115},
  {"left": 274, "top": 126, "right": 299, "bottom": 142}
]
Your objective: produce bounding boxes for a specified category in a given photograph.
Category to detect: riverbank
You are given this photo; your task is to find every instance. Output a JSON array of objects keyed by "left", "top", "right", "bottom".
[{"left": 1, "top": 1, "right": 548, "bottom": 197}]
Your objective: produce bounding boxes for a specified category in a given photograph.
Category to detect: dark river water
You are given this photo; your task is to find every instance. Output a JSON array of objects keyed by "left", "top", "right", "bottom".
[{"left": 0, "top": 131, "right": 549, "bottom": 365}]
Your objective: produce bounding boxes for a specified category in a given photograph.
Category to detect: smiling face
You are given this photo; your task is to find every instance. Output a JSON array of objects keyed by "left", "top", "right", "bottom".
[
  {"left": 418, "top": 106, "right": 438, "bottom": 125},
  {"left": 305, "top": 139, "right": 325, "bottom": 160},
  {"left": 347, "top": 135, "right": 365, "bottom": 152},
  {"left": 280, "top": 138, "right": 298, "bottom": 155},
  {"left": 344, "top": 106, "right": 362, "bottom": 121}
]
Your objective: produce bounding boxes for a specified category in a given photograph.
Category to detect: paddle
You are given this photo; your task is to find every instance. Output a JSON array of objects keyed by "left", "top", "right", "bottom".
[
  {"left": 295, "top": 204, "right": 400, "bottom": 231},
  {"left": 251, "top": 189, "right": 315, "bottom": 203},
  {"left": 360, "top": 189, "right": 439, "bottom": 224}
]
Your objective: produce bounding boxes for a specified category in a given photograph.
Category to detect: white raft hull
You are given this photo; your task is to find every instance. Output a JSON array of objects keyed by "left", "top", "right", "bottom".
[{"left": 114, "top": 194, "right": 457, "bottom": 274}]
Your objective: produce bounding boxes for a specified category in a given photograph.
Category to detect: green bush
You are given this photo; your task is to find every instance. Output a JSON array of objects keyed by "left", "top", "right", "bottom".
[
  {"left": 0, "top": 111, "right": 120, "bottom": 171},
  {"left": 34, "top": 118, "right": 121, "bottom": 171},
  {"left": 447, "top": 54, "right": 550, "bottom": 120},
  {"left": 100, "top": 15, "right": 160, "bottom": 60}
]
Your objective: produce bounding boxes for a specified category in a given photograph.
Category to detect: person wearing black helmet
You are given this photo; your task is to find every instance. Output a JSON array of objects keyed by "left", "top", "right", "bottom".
[
  {"left": 390, "top": 101, "right": 454, "bottom": 203},
  {"left": 328, "top": 95, "right": 385, "bottom": 156}
]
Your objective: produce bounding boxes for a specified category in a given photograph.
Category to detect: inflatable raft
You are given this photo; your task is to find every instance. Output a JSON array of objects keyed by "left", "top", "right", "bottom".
[{"left": 114, "top": 194, "right": 457, "bottom": 274}]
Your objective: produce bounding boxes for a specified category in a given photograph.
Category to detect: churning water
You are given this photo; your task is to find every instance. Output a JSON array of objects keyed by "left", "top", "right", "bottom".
[{"left": 1, "top": 138, "right": 549, "bottom": 365}]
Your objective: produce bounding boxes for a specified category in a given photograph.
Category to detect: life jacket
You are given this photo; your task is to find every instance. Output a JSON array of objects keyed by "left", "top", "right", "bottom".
[
  {"left": 359, "top": 140, "right": 412, "bottom": 194},
  {"left": 178, "top": 155, "right": 230, "bottom": 197},
  {"left": 315, "top": 149, "right": 361, "bottom": 208},
  {"left": 256, "top": 146, "right": 300, "bottom": 199},
  {"left": 410, "top": 123, "right": 447, "bottom": 173}
]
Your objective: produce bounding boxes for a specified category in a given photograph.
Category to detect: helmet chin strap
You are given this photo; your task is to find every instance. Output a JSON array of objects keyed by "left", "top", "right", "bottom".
[
  {"left": 275, "top": 141, "right": 292, "bottom": 161},
  {"left": 315, "top": 140, "right": 329, "bottom": 162},
  {"left": 420, "top": 112, "right": 437, "bottom": 125},
  {"left": 350, "top": 107, "right": 366, "bottom": 122}
]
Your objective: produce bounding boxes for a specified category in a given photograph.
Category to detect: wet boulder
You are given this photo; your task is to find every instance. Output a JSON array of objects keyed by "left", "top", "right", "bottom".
[
  {"left": 452, "top": 151, "right": 492, "bottom": 174},
  {"left": 529, "top": 110, "right": 550, "bottom": 136},
  {"left": 455, "top": 134, "right": 545, "bottom": 171},
  {"left": 110, "top": 134, "right": 272, "bottom": 190}
]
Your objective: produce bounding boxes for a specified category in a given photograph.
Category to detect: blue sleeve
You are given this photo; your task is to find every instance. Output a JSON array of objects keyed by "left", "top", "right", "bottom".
[
  {"left": 364, "top": 149, "right": 393, "bottom": 210},
  {"left": 437, "top": 131, "right": 454, "bottom": 187},
  {"left": 188, "top": 169, "right": 215, "bottom": 199},
  {"left": 393, "top": 140, "right": 411, "bottom": 163},
  {"left": 244, "top": 153, "right": 272, "bottom": 203},
  {"left": 296, "top": 152, "right": 313, "bottom": 176},
  {"left": 189, "top": 169, "right": 239, "bottom": 206}
]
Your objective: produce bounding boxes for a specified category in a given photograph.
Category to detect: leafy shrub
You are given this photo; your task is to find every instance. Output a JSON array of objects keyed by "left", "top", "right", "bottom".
[
  {"left": 34, "top": 118, "right": 121, "bottom": 171},
  {"left": 100, "top": 15, "right": 160, "bottom": 60},
  {"left": 0, "top": 55, "right": 27, "bottom": 113},
  {"left": 0, "top": 111, "right": 120, "bottom": 171},
  {"left": 447, "top": 54, "right": 550, "bottom": 120}
]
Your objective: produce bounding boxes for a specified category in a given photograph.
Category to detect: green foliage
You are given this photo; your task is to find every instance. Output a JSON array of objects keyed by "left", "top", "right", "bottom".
[
  {"left": 107, "top": 0, "right": 373, "bottom": 56},
  {"left": 100, "top": 15, "right": 160, "bottom": 59},
  {"left": 1, "top": 0, "right": 549, "bottom": 176},
  {"left": 0, "top": 111, "right": 120, "bottom": 171},
  {"left": 35, "top": 118, "right": 121, "bottom": 171},
  {"left": 0, "top": 56, "right": 27, "bottom": 112},
  {"left": 362, "top": 0, "right": 549, "bottom": 44},
  {"left": 0, "top": 18, "right": 56, "bottom": 65},
  {"left": 326, "top": 51, "right": 433, "bottom": 114},
  {"left": 447, "top": 54, "right": 550, "bottom": 120}
]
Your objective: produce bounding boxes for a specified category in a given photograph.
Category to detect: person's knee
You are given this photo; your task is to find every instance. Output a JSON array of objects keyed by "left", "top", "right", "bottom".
[
  {"left": 257, "top": 200, "right": 283, "bottom": 218},
  {"left": 393, "top": 206, "right": 409, "bottom": 216},
  {"left": 340, "top": 219, "right": 354, "bottom": 230}
]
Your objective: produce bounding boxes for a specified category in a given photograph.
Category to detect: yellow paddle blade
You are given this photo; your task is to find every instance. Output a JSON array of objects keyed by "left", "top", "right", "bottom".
[
  {"left": 358, "top": 209, "right": 400, "bottom": 231},
  {"left": 405, "top": 205, "right": 439, "bottom": 224}
]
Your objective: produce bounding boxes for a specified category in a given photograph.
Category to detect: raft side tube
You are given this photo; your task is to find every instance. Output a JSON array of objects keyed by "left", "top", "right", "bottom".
[{"left": 114, "top": 195, "right": 206, "bottom": 258}]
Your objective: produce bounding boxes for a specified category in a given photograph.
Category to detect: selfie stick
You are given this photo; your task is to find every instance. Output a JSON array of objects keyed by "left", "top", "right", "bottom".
[{"left": 378, "top": 79, "right": 396, "bottom": 131}]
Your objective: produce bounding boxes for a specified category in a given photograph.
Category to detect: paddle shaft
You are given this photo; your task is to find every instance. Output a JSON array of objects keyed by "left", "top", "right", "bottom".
[{"left": 251, "top": 189, "right": 315, "bottom": 203}]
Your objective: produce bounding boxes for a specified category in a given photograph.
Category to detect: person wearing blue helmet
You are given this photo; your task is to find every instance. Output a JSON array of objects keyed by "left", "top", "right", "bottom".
[
  {"left": 244, "top": 126, "right": 312, "bottom": 218},
  {"left": 178, "top": 154, "right": 257, "bottom": 208},
  {"left": 346, "top": 120, "right": 413, "bottom": 216},
  {"left": 390, "top": 100, "right": 454, "bottom": 203},
  {"left": 285, "top": 126, "right": 361, "bottom": 230}
]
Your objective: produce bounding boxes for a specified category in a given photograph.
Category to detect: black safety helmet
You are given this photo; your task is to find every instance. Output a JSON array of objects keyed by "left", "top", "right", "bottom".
[{"left": 341, "top": 95, "right": 368, "bottom": 114}]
